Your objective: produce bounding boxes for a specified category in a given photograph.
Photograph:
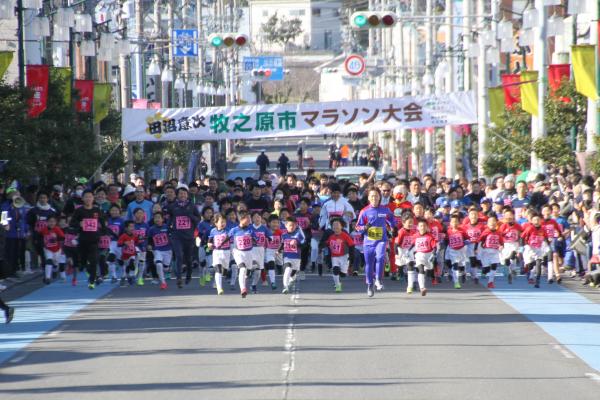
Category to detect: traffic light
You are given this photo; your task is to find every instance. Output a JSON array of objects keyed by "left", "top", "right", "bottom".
[
  {"left": 208, "top": 33, "right": 248, "bottom": 48},
  {"left": 251, "top": 68, "right": 272, "bottom": 80},
  {"left": 350, "top": 11, "right": 397, "bottom": 30}
]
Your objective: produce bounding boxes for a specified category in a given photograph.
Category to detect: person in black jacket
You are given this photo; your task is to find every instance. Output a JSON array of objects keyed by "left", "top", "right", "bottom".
[
  {"left": 0, "top": 221, "right": 15, "bottom": 323},
  {"left": 277, "top": 153, "right": 290, "bottom": 177},
  {"left": 166, "top": 186, "right": 200, "bottom": 288},
  {"left": 70, "top": 190, "right": 105, "bottom": 289},
  {"left": 256, "top": 150, "right": 270, "bottom": 176}
]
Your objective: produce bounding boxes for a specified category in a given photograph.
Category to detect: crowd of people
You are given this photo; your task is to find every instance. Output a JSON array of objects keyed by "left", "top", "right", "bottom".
[{"left": 1, "top": 162, "right": 600, "bottom": 322}]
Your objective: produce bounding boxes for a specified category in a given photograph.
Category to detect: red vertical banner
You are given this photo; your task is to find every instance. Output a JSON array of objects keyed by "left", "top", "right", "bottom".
[
  {"left": 147, "top": 102, "right": 161, "bottom": 109},
  {"left": 26, "top": 65, "right": 49, "bottom": 118},
  {"left": 132, "top": 99, "right": 149, "bottom": 109},
  {"left": 73, "top": 80, "right": 94, "bottom": 113},
  {"left": 547, "top": 64, "right": 571, "bottom": 101},
  {"left": 501, "top": 74, "right": 521, "bottom": 109}
]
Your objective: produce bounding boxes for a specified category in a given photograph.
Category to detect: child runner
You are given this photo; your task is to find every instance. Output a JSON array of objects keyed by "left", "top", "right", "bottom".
[
  {"left": 395, "top": 213, "right": 416, "bottom": 292},
  {"left": 412, "top": 218, "right": 437, "bottom": 296},
  {"left": 117, "top": 221, "right": 142, "bottom": 286},
  {"left": 197, "top": 207, "right": 214, "bottom": 287},
  {"left": 462, "top": 206, "right": 485, "bottom": 284},
  {"left": 499, "top": 207, "right": 523, "bottom": 284},
  {"left": 309, "top": 204, "right": 324, "bottom": 275},
  {"left": 350, "top": 220, "right": 364, "bottom": 276},
  {"left": 477, "top": 215, "right": 504, "bottom": 288},
  {"left": 133, "top": 208, "right": 149, "bottom": 286},
  {"left": 60, "top": 216, "right": 79, "bottom": 286},
  {"left": 229, "top": 210, "right": 257, "bottom": 298},
  {"left": 207, "top": 214, "right": 231, "bottom": 295},
  {"left": 521, "top": 212, "right": 550, "bottom": 288},
  {"left": 251, "top": 211, "right": 271, "bottom": 293},
  {"left": 97, "top": 225, "right": 112, "bottom": 284},
  {"left": 265, "top": 215, "right": 282, "bottom": 290},
  {"left": 541, "top": 204, "right": 564, "bottom": 284},
  {"left": 323, "top": 218, "right": 355, "bottom": 292},
  {"left": 106, "top": 204, "right": 125, "bottom": 283},
  {"left": 39, "top": 215, "right": 65, "bottom": 284},
  {"left": 445, "top": 213, "right": 469, "bottom": 289},
  {"left": 147, "top": 212, "right": 171, "bottom": 290},
  {"left": 281, "top": 216, "right": 306, "bottom": 294}
]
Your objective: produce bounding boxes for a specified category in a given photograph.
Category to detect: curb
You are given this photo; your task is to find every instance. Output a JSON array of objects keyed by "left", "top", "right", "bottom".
[{"left": 0, "top": 271, "right": 43, "bottom": 293}]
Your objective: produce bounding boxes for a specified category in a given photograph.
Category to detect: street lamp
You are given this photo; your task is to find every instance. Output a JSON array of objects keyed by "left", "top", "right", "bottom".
[
  {"left": 161, "top": 67, "right": 173, "bottom": 82},
  {"left": 146, "top": 60, "right": 161, "bottom": 76}
]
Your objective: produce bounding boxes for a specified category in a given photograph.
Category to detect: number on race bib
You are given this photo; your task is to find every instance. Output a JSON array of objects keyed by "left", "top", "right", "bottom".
[
  {"left": 236, "top": 235, "right": 252, "bottom": 250},
  {"left": 153, "top": 233, "right": 169, "bottom": 247},
  {"left": 284, "top": 239, "right": 297, "bottom": 253},
  {"left": 175, "top": 216, "right": 191, "bottom": 230},
  {"left": 330, "top": 240, "right": 342, "bottom": 254},
  {"left": 367, "top": 226, "right": 383, "bottom": 241},
  {"left": 82, "top": 218, "right": 98, "bottom": 232}
]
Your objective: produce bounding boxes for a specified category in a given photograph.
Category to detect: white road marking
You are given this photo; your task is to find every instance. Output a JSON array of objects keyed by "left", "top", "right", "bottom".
[
  {"left": 550, "top": 343, "right": 575, "bottom": 359},
  {"left": 281, "top": 283, "right": 300, "bottom": 399},
  {"left": 585, "top": 373, "right": 600, "bottom": 383}
]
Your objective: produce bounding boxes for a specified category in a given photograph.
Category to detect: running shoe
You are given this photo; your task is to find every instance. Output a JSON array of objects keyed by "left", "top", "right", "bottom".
[
  {"left": 507, "top": 272, "right": 513, "bottom": 284},
  {"left": 335, "top": 283, "right": 342, "bottom": 293},
  {"left": 217, "top": 289, "right": 224, "bottom": 295},
  {"left": 473, "top": 278, "right": 479, "bottom": 285},
  {"left": 111, "top": 277, "right": 118, "bottom": 284},
  {"left": 548, "top": 279, "right": 554, "bottom": 284},
  {"left": 159, "top": 282, "right": 168, "bottom": 290},
  {"left": 406, "top": 287, "right": 414, "bottom": 294},
  {"left": 534, "top": 278, "right": 540, "bottom": 289},
  {"left": 261, "top": 279, "right": 268, "bottom": 286},
  {"left": 590, "top": 282, "right": 597, "bottom": 288},
  {"left": 352, "top": 271, "right": 358, "bottom": 276},
  {"left": 199, "top": 276, "right": 206, "bottom": 287},
  {"left": 454, "top": 282, "right": 461, "bottom": 289},
  {"left": 204, "top": 274, "right": 212, "bottom": 284},
  {"left": 5, "top": 307, "right": 14, "bottom": 324},
  {"left": 177, "top": 278, "right": 183, "bottom": 289},
  {"left": 282, "top": 287, "right": 289, "bottom": 294},
  {"left": 72, "top": 278, "right": 77, "bottom": 286},
  {"left": 88, "top": 283, "right": 95, "bottom": 290},
  {"left": 241, "top": 288, "right": 247, "bottom": 298},
  {"left": 432, "top": 278, "right": 439, "bottom": 286},
  {"left": 557, "top": 277, "right": 562, "bottom": 284},
  {"left": 487, "top": 282, "right": 494, "bottom": 289},
  {"left": 127, "top": 277, "right": 134, "bottom": 286},
  {"left": 185, "top": 276, "right": 191, "bottom": 285},
  {"left": 374, "top": 280, "right": 384, "bottom": 291},
  {"left": 271, "top": 282, "right": 277, "bottom": 291},
  {"left": 420, "top": 288, "right": 427, "bottom": 296},
  {"left": 528, "top": 278, "right": 535, "bottom": 285},
  {"left": 137, "top": 277, "right": 144, "bottom": 286},
  {"left": 367, "top": 284, "right": 374, "bottom": 297},
  {"left": 251, "top": 285, "right": 257, "bottom": 294},
  {"left": 299, "top": 271, "right": 306, "bottom": 281}
]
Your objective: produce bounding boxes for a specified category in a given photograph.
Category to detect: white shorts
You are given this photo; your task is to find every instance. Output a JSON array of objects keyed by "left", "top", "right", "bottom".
[
  {"left": 395, "top": 248, "right": 414, "bottom": 266},
  {"left": 415, "top": 252, "right": 434, "bottom": 270},
  {"left": 501, "top": 242, "right": 519, "bottom": 263},
  {"left": 232, "top": 249, "right": 256, "bottom": 269},
  {"left": 198, "top": 246, "right": 212, "bottom": 267},
  {"left": 466, "top": 243, "right": 478, "bottom": 259},
  {"left": 523, "top": 245, "right": 546, "bottom": 265},
  {"left": 153, "top": 250, "right": 172, "bottom": 267},
  {"left": 43, "top": 249, "right": 65, "bottom": 265},
  {"left": 265, "top": 248, "right": 278, "bottom": 264},
  {"left": 109, "top": 241, "right": 122, "bottom": 259},
  {"left": 479, "top": 248, "right": 501, "bottom": 267},
  {"left": 283, "top": 257, "right": 301, "bottom": 271},
  {"left": 331, "top": 255, "right": 349, "bottom": 274},
  {"left": 212, "top": 249, "right": 231, "bottom": 269},
  {"left": 253, "top": 247, "right": 265, "bottom": 269},
  {"left": 445, "top": 247, "right": 468, "bottom": 266}
]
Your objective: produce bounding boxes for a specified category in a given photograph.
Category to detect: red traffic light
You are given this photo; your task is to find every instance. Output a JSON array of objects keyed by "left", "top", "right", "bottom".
[
  {"left": 235, "top": 35, "right": 247, "bottom": 46},
  {"left": 381, "top": 14, "right": 396, "bottom": 26},
  {"left": 264, "top": 69, "right": 272, "bottom": 77}
]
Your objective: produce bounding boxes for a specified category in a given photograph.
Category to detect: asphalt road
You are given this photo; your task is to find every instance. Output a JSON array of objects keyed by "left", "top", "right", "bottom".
[{"left": 1, "top": 273, "right": 599, "bottom": 400}]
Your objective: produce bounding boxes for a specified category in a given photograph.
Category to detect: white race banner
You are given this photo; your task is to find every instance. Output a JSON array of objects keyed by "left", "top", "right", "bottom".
[{"left": 121, "top": 91, "right": 477, "bottom": 142}]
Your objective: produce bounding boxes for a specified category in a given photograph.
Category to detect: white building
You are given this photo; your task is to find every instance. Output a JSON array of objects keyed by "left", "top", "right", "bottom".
[{"left": 249, "top": 0, "right": 342, "bottom": 52}]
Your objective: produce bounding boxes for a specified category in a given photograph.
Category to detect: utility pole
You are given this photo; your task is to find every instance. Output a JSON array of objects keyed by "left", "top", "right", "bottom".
[
  {"left": 120, "top": 0, "right": 133, "bottom": 179},
  {"left": 531, "top": 0, "right": 547, "bottom": 172},
  {"left": 196, "top": 0, "right": 204, "bottom": 106},
  {"left": 410, "top": 0, "right": 418, "bottom": 176},
  {"left": 444, "top": 0, "right": 456, "bottom": 179},
  {"left": 16, "top": 0, "right": 25, "bottom": 90},
  {"left": 587, "top": 1, "right": 599, "bottom": 153},
  {"left": 476, "top": 0, "right": 488, "bottom": 178},
  {"left": 423, "top": 0, "right": 434, "bottom": 175},
  {"left": 166, "top": 0, "right": 175, "bottom": 107}
]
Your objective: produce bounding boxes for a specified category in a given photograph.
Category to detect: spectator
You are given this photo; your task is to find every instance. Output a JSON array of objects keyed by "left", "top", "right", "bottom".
[
  {"left": 256, "top": 150, "right": 270, "bottom": 176},
  {"left": 277, "top": 153, "right": 290, "bottom": 177}
]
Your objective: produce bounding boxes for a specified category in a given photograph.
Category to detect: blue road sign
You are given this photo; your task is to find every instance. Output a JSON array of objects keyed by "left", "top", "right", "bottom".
[
  {"left": 173, "top": 29, "right": 198, "bottom": 57},
  {"left": 243, "top": 56, "right": 284, "bottom": 81}
]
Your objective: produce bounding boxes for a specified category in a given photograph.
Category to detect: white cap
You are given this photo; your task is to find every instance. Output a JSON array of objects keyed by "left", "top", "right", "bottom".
[
  {"left": 123, "top": 185, "right": 136, "bottom": 196},
  {"left": 177, "top": 183, "right": 189, "bottom": 191}
]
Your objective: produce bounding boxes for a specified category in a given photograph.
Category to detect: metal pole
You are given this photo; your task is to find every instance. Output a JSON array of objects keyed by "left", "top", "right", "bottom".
[
  {"left": 423, "top": 0, "right": 434, "bottom": 175},
  {"left": 134, "top": 0, "right": 143, "bottom": 100},
  {"left": 531, "top": 0, "right": 547, "bottom": 172},
  {"left": 167, "top": 0, "right": 175, "bottom": 107},
  {"left": 16, "top": 0, "right": 25, "bottom": 90},
  {"left": 586, "top": 1, "right": 599, "bottom": 153},
  {"left": 476, "top": 0, "right": 488, "bottom": 178},
  {"left": 197, "top": 0, "right": 204, "bottom": 106},
  {"left": 444, "top": 0, "right": 456, "bottom": 179},
  {"left": 410, "top": 0, "right": 418, "bottom": 176}
]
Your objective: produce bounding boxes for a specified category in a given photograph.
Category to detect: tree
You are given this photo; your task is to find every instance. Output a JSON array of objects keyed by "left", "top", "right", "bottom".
[
  {"left": 0, "top": 74, "right": 99, "bottom": 186},
  {"left": 261, "top": 12, "right": 303, "bottom": 50}
]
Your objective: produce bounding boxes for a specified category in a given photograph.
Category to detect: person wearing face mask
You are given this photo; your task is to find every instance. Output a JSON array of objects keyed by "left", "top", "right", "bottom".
[{"left": 63, "top": 183, "right": 86, "bottom": 217}]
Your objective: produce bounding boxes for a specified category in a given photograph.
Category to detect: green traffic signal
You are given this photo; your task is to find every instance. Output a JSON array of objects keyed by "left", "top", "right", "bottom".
[
  {"left": 354, "top": 14, "right": 367, "bottom": 27},
  {"left": 211, "top": 36, "right": 223, "bottom": 47}
]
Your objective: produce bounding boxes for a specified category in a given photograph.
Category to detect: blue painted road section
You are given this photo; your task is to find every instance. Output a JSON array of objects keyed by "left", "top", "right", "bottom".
[
  {"left": 492, "top": 279, "right": 600, "bottom": 372},
  {"left": 0, "top": 273, "right": 114, "bottom": 365}
]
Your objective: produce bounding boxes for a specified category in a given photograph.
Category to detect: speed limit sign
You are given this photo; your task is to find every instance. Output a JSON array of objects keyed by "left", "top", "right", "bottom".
[{"left": 344, "top": 54, "right": 366, "bottom": 76}]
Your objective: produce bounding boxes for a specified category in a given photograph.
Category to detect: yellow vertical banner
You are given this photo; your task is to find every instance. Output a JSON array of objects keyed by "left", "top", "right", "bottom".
[
  {"left": 0, "top": 51, "right": 13, "bottom": 79},
  {"left": 520, "top": 70, "right": 539, "bottom": 116},
  {"left": 488, "top": 87, "right": 505, "bottom": 126},
  {"left": 50, "top": 67, "right": 72, "bottom": 106},
  {"left": 93, "top": 83, "right": 112, "bottom": 123},
  {"left": 572, "top": 45, "right": 598, "bottom": 100}
]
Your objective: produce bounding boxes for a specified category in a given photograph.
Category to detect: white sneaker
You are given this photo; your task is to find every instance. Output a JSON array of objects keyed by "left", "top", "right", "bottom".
[
  {"left": 374, "top": 280, "right": 384, "bottom": 291},
  {"left": 24, "top": 268, "right": 34, "bottom": 275},
  {"left": 0, "top": 283, "right": 7, "bottom": 291},
  {"left": 299, "top": 271, "right": 306, "bottom": 281}
]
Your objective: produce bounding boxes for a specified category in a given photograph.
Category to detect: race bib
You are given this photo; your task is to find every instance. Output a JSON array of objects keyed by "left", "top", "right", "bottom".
[
  {"left": 485, "top": 235, "right": 500, "bottom": 248},
  {"left": 214, "top": 233, "right": 229, "bottom": 249},
  {"left": 82, "top": 218, "right": 98, "bottom": 232},
  {"left": 175, "top": 216, "right": 191, "bottom": 230},
  {"left": 448, "top": 234, "right": 463, "bottom": 248},
  {"left": 296, "top": 216, "right": 309, "bottom": 230},
  {"left": 329, "top": 239, "right": 342, "bottom": 254},
  {"left": 284, "top": 239, "right": 298, "bottom": 253},
  {"left": 153, "top": 233, "right": 169, "bottom": 247},
  {"left": 35, "top": 220, "right": 48, "bottom": 233},
  {"left": 367, "top": 226, "right": 383, "bottom": 241},
  {"left": 415, "top": 237, "right": 430, "bottom": 252},
  {"left": 255, "top": 232, "right": 266, "bottom": 247},
  {"left": 134, "top": 229, "right": 146, "bottom": 241},
  {"left": 236, "top": 235, "right": 253, "bottom": 250},
  {"left": 108, "top": 224, "right": 120, "bottom": 235},
  {"left": 529, "top": 235, "right": 543, "bottom": 248},
  {"left": 401, "top": 236, "right": 414, "bottom": 249},
  {"left": 504, "top": 230, "right": 518, "bottom": 242},
  {"left": 268, "top": 236, "right": 281, "bottom": 249},
  {"left": 44, "top": 234, "right": 57, "bottom": 248},
  {"left": 544, "top": 225, "right": 556, "bottom": 238},
  {"left": 99, "top": 236, "right": 111, "bottom": 249}
]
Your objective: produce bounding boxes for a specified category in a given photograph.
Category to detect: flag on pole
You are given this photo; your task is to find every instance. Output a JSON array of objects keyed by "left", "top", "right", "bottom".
[
  {"left": 488, "top": 86, "right": 505, "bottom": 126},
  {"left": 0, "top": 51, "right": 13, "bottom": 79},
  {"left": 93, "top": 83, "right": 112, "bottom": 123},
  {"left": 572, "top": 45, "right": 598, "bottom": 100},
  {"left": 520, "top": 70, "right": 539, "bottom": 116},
  {"left": 50, "top": 67, "right": 71, "bottom": 106},
  {"left": 547, "top": 64, "right": 571, "bottom": 102},
  {"left": 74, "top": 80, "right": 94, "bottom": 113},
  {"left": 26, "top": 65, "right": 49, "bottom": 118},
  {"left": 501, "top": 74, "right": 521, "bottom": 108}
]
